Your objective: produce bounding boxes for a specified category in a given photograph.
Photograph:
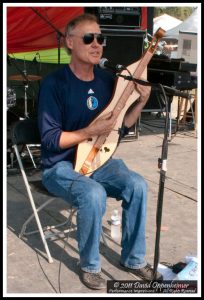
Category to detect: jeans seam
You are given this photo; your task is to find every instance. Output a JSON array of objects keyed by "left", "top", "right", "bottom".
[
  {"left": 81, "top": 267, "right": 101, "bottom": 273},
  {"left": 121, "top": 261, "right": 147, "bottom": 269}
]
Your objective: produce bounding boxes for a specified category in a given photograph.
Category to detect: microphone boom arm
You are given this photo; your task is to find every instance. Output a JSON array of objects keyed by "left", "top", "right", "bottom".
[{"left": 117, "top": 74, "right": 190, "bottom": 99}]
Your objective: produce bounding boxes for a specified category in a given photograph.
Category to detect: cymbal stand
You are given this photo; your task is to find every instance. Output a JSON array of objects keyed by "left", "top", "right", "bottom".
[
  {"left": 7, "top": 57, "right": 38, "bottom": 170},
  {"left": 21, "top": 66, "right": 29, "bottom": 119},
  {"left": 22, "top": 69, "right": 38, "bottom": 169},
  {"left": 23, "top": 81, "right": 29, "bottom": 118}
]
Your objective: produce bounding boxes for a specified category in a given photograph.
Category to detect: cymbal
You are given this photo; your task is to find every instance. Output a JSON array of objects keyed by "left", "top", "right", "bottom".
[{"left": 9, "top": 74, "right": 42, "bottom": 81}]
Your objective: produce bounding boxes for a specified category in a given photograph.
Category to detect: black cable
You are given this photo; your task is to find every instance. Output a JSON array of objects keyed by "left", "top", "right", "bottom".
[{"left": 35, "top": 251, "right": 58, "bottom": 293}]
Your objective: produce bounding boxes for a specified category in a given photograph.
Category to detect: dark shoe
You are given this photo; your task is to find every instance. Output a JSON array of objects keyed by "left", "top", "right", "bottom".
[
  {"left": 80, "top": 270, "right": 106, "bottom": 290},
  {"left": 120, "top": 262, "right": 163, "bottom": 281}
]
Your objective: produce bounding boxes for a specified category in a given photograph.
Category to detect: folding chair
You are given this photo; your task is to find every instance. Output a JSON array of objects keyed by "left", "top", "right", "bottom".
[{"left": 10, "top": 118, "right": 108, "bottom": 264}]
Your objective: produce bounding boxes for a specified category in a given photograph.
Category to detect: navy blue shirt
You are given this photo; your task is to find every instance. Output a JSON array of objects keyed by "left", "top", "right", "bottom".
[{"left": 38, "top": 65, "right": 115, "bottom": 169}]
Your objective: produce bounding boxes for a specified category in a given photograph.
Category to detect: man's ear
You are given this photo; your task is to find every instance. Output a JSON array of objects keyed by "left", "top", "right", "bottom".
[{"left": 66, "top": 36, "right": 73, "bottom": 52}]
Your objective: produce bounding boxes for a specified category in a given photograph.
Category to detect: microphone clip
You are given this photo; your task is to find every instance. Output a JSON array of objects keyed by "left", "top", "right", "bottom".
[{"left": 117, "top": 74, "right": 151, "bottom": 86}]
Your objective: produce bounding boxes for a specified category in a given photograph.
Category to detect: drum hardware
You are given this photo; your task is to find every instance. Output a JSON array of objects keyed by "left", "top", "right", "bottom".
[
  {"left": 7, "top": 60, "right": 42, "bottom": 171},
  {"left": 8, "top": 56, "right": 42, "bottom": 118},
  {"left": 24, "top": 82, "right": 29, "bottom": 118},
  {"left": 7, "top": 111, "right": 19, "bottom": 171},
  {"left": 9, "top": 71, "right": 42, "bottom": 118},
  {"left": 7, "top": 87, "right": 17, "bottom": 109},
  {"left": 7, "top": 138, "right": 19, "bottom": 173},
  {"left": 7, "top": 147, "right": 15, "bottom": 169}
]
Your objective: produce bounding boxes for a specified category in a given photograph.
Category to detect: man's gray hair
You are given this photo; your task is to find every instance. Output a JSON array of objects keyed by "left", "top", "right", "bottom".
[{"left": 64, "top": 13, "right": 98, "bottom": 55}]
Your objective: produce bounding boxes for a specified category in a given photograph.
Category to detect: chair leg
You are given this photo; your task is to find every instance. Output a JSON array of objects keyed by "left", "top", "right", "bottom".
[
  {"left": 19, "top": 198, "right": 55, "bottom": 238},
  {"left": 26, "top": 145, "right": 37, "bottom": 169},
  {"left": 14, "top": 145, "right": 54, "bottom": 263}
]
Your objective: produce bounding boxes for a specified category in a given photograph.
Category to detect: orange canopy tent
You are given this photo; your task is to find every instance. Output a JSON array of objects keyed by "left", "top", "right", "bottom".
[
  {"left": 7, "top": 6, "right": 84, "bottom": 53},
  {"left": 7, "top": 6, "right": 148, "bottom": 63},
  {"left": 7, "top": 6, "right": 84, "bottom": 64}
]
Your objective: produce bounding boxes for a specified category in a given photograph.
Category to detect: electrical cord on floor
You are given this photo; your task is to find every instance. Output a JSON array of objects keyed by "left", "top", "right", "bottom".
[
  {"left": 58, "top": 207, "right": 75, "bottom": 294},
  {"left": 35, "top": 211, "right": 75, "bottom": 294},
  {"left": 35, "top": 250, "right": 58, "bottom": 293},
  {"left": 160, "top": 261, "right": 174, "bottom": 269}
]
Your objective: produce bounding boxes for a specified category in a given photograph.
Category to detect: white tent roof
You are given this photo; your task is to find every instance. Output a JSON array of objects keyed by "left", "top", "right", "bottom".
[
  {"left": 164, "top": 8, "right": 198, "bottom": 39},
  {"left": 153, "top": 13, "right": 182, "bottom": 34}
]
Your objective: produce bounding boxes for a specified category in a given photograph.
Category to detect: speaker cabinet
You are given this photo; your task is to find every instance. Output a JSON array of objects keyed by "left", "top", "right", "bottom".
[
  {"left": 85, "top": 7, "right": 154, "bottom": 34},
  {"left": 101, "top": 28, "right": 146, "bottom": 67},
  {"left": 85, "top": 7, "right": 142, "bottom": 28}
]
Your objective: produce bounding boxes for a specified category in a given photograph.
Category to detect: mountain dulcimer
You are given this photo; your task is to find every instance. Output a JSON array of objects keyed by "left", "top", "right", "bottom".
[{"left": 75, "top": 27, "right": 166, "bottom": 176}]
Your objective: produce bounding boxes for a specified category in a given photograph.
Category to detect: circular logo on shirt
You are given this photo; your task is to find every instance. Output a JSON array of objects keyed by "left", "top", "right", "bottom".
[{"left": 87, "top": 96, "right": 98, "bottom": 110}]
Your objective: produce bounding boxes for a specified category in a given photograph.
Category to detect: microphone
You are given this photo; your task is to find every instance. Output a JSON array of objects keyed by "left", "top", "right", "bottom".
[{"left": 99, "top": 58, "right": 125, "bottom": 72}]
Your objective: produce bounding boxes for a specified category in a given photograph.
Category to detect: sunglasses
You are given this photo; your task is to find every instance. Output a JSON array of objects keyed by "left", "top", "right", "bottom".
[{"left": 69, "top": 33, "right": 105, "bottom": 45}]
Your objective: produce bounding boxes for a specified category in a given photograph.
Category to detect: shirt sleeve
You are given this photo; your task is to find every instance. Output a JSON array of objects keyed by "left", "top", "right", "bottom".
[{"left": 38, "top": 75, "right": 63, "bottom": 153}]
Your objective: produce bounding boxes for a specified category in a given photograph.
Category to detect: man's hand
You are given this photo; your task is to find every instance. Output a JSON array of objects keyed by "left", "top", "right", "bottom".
[
  {"left": 85, "top": 112, "right": 117, "bottom": 137},
  {"left": 59, "top": 111, "right": 116, "bottom": 149}
]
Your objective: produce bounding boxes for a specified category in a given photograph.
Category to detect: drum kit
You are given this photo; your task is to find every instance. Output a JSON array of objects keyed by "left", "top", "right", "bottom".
[
  {"left": 7, "top": 72, "right": 42, "bottom": 117},
  {"left": 7, "top": 71, "right": 42, "bottom": 171}
]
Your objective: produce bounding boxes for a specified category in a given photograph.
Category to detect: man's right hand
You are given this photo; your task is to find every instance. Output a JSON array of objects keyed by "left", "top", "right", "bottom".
[
  {"left": 59, "top": 112, "right": 117, "bottom": 149},
  {"left": 85, "top": 111, "right": 117, "bottom": 137}
]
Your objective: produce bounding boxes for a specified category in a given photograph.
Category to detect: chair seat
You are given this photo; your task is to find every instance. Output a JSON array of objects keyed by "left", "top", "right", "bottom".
[{"left": 29, "top": 180, "right": 54, "bottom": 197}]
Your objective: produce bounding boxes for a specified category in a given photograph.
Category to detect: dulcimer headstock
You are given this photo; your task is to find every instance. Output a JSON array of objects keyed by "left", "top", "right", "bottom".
[
  {"left": 154, "top": 27, "right": 166, "bottom": 39},
  {"left": 147, "top": 27, "right": 166, "bottom": 54}
]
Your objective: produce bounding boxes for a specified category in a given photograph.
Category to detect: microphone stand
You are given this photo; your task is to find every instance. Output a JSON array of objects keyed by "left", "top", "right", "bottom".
[
  {"left": 30, "top": 7, "right": 65, "bottom": 65},
  {"left": 153, "top": 84, "right": 169, "bottom": 280},
  {"left": 117, "top": 73, "right": 180, "bottom": 279}
]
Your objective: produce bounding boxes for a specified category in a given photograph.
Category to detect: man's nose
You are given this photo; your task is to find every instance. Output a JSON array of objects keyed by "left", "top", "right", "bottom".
[{"left": 91, "top": 37, "right": 100, "bottom": 46}]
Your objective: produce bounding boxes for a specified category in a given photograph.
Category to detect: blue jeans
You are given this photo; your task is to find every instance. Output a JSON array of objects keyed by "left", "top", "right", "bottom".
[{"left": 42, "top": 158, "right": 148, "bottom": 273}]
